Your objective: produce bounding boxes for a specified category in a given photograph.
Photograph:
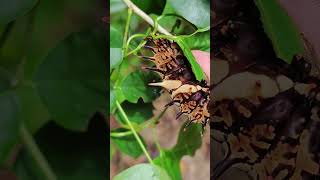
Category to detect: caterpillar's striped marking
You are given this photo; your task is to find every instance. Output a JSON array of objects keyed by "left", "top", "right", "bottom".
[{"left": 140, "top": 36, "right": 210, "bottom": 132}]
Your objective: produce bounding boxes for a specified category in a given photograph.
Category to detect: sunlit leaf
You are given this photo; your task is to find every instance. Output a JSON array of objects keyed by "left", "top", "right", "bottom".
[
  {"left": 182, "top": 31, "right": 210, "bottom": 52},
  {"left": 114, "top": 163, "right": 171, "bottom": 180},
  {"left": 167, "top": 0, "right": 209, "bottom": 28},
  {"left": 110, "top": 0, "right": 126, "bottom": 14}
]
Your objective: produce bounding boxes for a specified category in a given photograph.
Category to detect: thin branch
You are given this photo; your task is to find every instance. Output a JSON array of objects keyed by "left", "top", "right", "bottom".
[
  {"left": 110, "top": 130, "right": 133, "bottom": 138},
  {"left": 116, "top": 101, "right": 154, "bottom": 164},
  {"left": 122, "top": 0, "right": 171, "bottom": 36},
  {"left": 20, "top": 124, "right": 57, "bottom": 180},
  {"left": 123, "top": 8, "right": 133, "bottom": 55}
]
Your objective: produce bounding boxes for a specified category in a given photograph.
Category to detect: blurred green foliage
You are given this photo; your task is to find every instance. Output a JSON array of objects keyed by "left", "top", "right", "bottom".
[{"left": 0, "top": 0, "right": 106, "bottom": 179}]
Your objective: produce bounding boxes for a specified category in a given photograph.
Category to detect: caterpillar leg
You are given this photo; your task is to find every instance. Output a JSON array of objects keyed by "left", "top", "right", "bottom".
[
  {"left": 144, "top": 45, "right": 157, "bottom": 53},
  {"left": 176, "top": 111, "right": 183, "bottom": 120},
  {"left": 142, "top": 67, "right": 164, "bottom": 74}
]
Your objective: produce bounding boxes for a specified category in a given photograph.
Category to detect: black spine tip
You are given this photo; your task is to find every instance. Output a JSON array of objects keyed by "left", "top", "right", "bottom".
[
  {"left": 144, "top": 67, "right": 164, "bottom": 74},
  {"left": 176, "top": 112, "right": 183, "bottom": 120},
  {"left": 144, "top": 45, "right": 156, "bottom": 53},
  {"left": 165, "top": 100, "right": 175, "bottom": 107},
  {"left": 139, "top": 56, "right": 155, "bottom": 61}
]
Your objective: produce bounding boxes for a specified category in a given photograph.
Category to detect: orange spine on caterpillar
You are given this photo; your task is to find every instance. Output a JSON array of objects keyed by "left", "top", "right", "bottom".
[{"left": 139, "top": 36, "right": 210, "bottom": 132}]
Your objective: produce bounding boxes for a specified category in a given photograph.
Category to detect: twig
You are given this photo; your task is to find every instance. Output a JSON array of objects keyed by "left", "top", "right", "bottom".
[
  {"left": 116, "top": 101, "right": 154, "bottom": 164},
  {"left": 122, "top": 0, "right": 171, "bottom": 36},
  {"left": 20, "top": 124, "right": 57, "bottom": 180},
  {"left": 110, "top": 130, "right": 133, "bottom": 138},
  {"left": 123, "top": 8, "right": 133, "bottom": 55}
]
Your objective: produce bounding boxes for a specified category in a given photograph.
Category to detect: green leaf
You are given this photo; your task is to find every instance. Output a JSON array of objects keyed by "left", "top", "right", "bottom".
[
  {"left": 14, "top": 83, "right": 50, "bottom": 133},
  {"left": 0, "top": 0, "right": 38, "bottom": 25},
  {"left": 176, "top": 38, "right": 206, "bottom": 81},
  {"left": 182, "top": 31, "right": 210, "bottom": 52},
  {"left": 14, "top": 118, "right": 107, "bottom": 180},
  {"left": 131, "top": 0, "right": 166, "bottom": 15},
  {"left": 110, "top": 25, "right": 123, "bottom": 71},
  {"left": 111, "top": 128, "right": 145, "bottom": 158},
  {"left": 115, "top": 100, "right": 154, "bottom": 124},
  {"left": 254, "top": 0, "right": 304, "bottom": 63},
  {"left": 110, "top": 0, "right": 126, "bottom": 14},
  {"left": 0, "top": 92, "right": 20, "bottom": 166},
  {"left": 110, "top": 48, "right": 123, "bottom": 71},
  {"left": 154, "top": 123, "right": 202, "bottom": 179},
  {"left": 111, "top": 58, "right": 138, "bottom": 111},
  {"left": 24, "top": 0, "right": 104, "bottom": 79},
  {"left": 113, "top": 163, "right": 171, "bottom": 180},
  {"left": 0, "top": 15, "right": 32, "bottom": 73},
  {"left": 110, "top": 25, "right": 123, "bottom": 47},
  {"left": 34, "top": 28, "right": 106, "bottom": 131},
  {"left": 120, "top": 71, "right": 160, "bottom": 103},
  {"left": 167, "top": 0, "right": 209, "bottom": 28},
  {"left": 156, "top": 2, "right": 197, "bottom": 35}
]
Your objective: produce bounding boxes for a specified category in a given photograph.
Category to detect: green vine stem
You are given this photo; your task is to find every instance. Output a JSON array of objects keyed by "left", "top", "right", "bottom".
[
  {"left": 20, "top": 124, "right": 57, "bottom": 180},
  {"left": 112, "top": 107, "right": 168, "bottom": 138},
  {"left": 125, "top": 33, "right": 149, "bottom": 57},
  {"left": 110, "top": 130, "right": 133, "bottom": 138},
  {"left": 152, "top": 26, "right": 210, "bottom": 40},
  {"left": 123, "top": 8, "right": 133, "bottom": 55},
  {"left": 115, "top": 101, "right": 154, "bottom": 164}
]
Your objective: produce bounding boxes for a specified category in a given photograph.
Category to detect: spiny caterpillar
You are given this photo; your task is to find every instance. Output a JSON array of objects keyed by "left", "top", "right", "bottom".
[
  {"left": 212, "top": 0, "right": 320, "bottom": 179},
  {"left": 139, "top": 36, "right": 210, "bottom": 132}
]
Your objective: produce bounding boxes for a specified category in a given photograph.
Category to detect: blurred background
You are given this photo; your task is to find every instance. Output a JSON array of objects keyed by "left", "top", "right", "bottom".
[{"left": 0, "top": 0, "right": 107, "bottom": 179}]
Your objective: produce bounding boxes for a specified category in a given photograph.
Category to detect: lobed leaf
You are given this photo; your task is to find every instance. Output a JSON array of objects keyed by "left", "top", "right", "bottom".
[
  {"left": 120, "top": 71, "right": 160, "bottom": 103},
  {"left": 34, "top": 28, "right": 106, "bottom": 131},
  {"left": 115, "top": 100, "right": 154, "bottom": 124}
]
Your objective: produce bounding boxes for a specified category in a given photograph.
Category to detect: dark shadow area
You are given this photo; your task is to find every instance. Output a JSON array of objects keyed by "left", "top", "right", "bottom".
[{"left": 0, "top": 0, "right": 108, "bottom": 179}]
